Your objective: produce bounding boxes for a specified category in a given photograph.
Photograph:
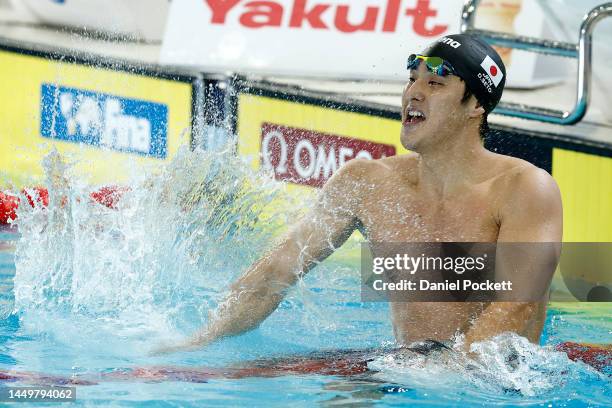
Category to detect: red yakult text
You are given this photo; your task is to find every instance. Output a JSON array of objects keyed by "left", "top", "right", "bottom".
[{"left": 204, "top": 0, "right": 448, "bottom": 36}]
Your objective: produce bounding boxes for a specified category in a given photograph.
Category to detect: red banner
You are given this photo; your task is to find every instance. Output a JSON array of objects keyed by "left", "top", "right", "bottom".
[{"left": 261, "top": 123, "right": 396, "bottom": 188}]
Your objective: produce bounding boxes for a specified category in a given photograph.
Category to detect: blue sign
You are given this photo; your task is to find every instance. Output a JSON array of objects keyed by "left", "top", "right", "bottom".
[{"left": 40, "top": 84, "right": 168, "bottom": 158}]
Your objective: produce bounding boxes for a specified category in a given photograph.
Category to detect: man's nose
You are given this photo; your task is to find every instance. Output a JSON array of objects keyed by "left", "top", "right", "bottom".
[{"left": 406, "top": 80, "right": 426, "bottom": 102}]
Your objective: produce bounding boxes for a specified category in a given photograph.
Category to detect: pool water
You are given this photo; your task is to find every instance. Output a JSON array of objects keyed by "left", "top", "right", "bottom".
[{"left": 0, "top": 149, "right": 610, "bottom": 407}]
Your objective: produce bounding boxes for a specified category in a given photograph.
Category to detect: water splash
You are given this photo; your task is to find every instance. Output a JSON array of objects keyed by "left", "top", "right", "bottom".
[
  {"left": 12, "top": 147, "right": 302, "bottom": 337},
  {"left": 368, "top": 332, "right": 608, "bottom": 401}
]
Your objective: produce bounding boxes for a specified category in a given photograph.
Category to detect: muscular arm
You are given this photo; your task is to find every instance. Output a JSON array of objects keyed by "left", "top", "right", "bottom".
[
  {"left": 463, "top": 167, "right": 563, "bottom": 349},
  {"left": 160, "top": 161, "right": 367, "bottom": 352}
]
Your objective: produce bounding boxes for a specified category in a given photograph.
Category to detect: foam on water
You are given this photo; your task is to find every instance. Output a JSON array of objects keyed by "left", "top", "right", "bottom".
[{"left": 369, "top": 333, "right": 608, "bottom": 401}]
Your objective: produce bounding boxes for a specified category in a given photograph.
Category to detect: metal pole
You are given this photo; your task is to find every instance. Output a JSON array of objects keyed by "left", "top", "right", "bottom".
[{"left": 460, "top": 1, "right": 612, "bottom": 125}]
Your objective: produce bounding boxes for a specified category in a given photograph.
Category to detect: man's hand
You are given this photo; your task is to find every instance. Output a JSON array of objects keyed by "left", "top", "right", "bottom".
[{"left": 150, "top": 334, "right": 213, "bottom": 355}]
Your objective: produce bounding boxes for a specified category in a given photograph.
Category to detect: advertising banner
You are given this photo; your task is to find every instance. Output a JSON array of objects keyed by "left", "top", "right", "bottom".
[
  {"left": 237, "top": 92, "right": 407, "bottom": 195},
  {"left": 161, "top": 0, "right": 464, "bottom": 80},
  {"left": 40, "top": 84, "right": 169, "bottom": 158},
  {"left": 161, "top": 0, "right": 564, "bottom": 87},
  {"left": 260, "top": 123, "right": 396, "bottom": 188},
  {"left": 0, "top": 48, "right": 195, "bottom": 188}
]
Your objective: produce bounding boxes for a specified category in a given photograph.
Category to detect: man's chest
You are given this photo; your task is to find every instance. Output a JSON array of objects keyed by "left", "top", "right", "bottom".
[{"left": 359, "top": 186, "right": 501, "bottom": 242}]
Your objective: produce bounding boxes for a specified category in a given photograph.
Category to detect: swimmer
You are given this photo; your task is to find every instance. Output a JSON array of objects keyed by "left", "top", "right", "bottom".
[{"left": 159, "top": 33, "right": 563, "bottom": 354}]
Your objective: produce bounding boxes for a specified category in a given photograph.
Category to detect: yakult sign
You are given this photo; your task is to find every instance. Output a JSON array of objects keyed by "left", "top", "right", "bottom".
[
  {"left": 261, "top": 123, "right": 395, "bottom": 187},
  {"left": 161, "top": 0, "right": 463, "bottom": 80},
  {"left": 203, "top": 0, "right": 447, "bottom": 35}
]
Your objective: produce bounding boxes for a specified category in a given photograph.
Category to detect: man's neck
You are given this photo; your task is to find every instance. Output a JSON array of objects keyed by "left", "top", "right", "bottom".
[{"left": 416, "top": 130, "right": 490, "bottom": 197}]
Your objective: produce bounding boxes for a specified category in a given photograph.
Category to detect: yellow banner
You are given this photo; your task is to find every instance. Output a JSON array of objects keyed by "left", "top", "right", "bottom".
[
  {"left": 552, "top": 148, "right": 612, "bottom": 242},
  {"left": 0, "top": 49, "right": 193, "bottom": 188},
  {"left": 550, "top": 148, "right": 612, "bottom": 301},
  {"left": 237, "top": 93, "right": 407, "bottom": 197}
]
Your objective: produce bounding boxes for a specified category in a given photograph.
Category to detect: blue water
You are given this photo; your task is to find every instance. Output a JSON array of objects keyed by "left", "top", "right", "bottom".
[{"left": 0, "top": 149, "right": 610, "bottom": 407}]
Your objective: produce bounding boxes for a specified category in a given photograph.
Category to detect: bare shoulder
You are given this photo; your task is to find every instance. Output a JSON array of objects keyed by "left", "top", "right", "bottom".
[
  {"left": 492, "top": 154, "right": 562, "bottom": 215},
  {"left": 490, "top": 155, "right": 563, "bottom": 241},
  {"left": 328, "top": 153, "right": 419, "bottom": 186},
  {"left": 498, "top": 156, "right": 559, "bottom": 196},
  {"left": 321, "top": 154, "right": 418, "bottom": 209}
]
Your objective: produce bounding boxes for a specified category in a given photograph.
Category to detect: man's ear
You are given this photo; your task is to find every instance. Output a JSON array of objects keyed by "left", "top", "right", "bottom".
[{"left": 468, "top": 100, "right": 486, "bottom": 119}]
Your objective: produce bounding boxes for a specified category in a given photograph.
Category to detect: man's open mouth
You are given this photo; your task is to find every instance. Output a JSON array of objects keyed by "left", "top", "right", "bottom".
[{"left": 405, "top": 109, "right": 427, "bottom": 125}]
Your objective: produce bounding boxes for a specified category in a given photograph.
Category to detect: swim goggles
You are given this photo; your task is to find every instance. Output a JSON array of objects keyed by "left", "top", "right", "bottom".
[{"left": 407, "top": 54, "right": 456, "bottom": 77}]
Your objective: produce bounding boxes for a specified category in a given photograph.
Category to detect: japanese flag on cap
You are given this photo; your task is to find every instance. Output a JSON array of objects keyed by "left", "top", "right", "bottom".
[{"left": 480, "top": 55, "right": 504, "bottom": 87}]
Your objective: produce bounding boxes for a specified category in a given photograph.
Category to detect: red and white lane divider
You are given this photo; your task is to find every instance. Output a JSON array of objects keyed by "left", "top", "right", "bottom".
[{"left": 0, "top": 186, "right": 130, "bottom": 224}]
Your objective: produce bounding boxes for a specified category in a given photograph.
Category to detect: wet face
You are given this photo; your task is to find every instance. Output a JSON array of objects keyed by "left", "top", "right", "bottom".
[{"left": 400, "top": 62, "right": 473, "bottom": 152}]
